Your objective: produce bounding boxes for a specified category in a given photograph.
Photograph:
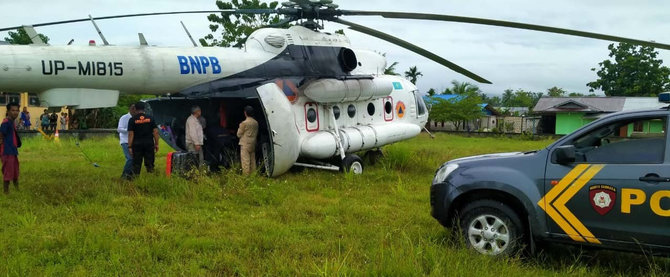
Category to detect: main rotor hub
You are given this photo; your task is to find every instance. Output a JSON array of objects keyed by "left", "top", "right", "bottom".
[{"left": 279, "top": 0, "right": 340, "bottom": 28}]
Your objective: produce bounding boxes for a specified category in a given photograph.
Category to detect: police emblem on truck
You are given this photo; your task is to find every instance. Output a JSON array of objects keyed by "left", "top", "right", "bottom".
[{"left": 589, "top": 185, "right": 616, "bottom": 215}]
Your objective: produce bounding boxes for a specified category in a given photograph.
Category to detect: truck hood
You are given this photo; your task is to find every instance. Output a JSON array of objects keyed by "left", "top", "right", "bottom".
[{"left": 449, "top": 152, "right": 525, "bottom": 163}]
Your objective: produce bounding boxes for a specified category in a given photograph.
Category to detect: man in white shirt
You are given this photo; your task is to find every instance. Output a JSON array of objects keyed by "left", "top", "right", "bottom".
[
  {"left": 117, "top": 104, "right": 136, "bottom": 179},
  {"left": 186, "top": 105, "right": 204, "bottom": 165}
]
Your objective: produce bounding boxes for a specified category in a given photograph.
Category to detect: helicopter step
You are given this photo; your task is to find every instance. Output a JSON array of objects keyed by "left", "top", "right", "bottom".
[{"left": 292, "top": 153, "right": 364, "bottom": 174}]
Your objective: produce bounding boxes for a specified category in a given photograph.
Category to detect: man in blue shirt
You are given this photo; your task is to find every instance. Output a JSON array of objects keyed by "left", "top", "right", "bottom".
[
  {"left": 117, "top": 104, "right": 136, "bottom": 180},
  {"left": 0, "top": 102, "right": 21, "bottom": 193}
]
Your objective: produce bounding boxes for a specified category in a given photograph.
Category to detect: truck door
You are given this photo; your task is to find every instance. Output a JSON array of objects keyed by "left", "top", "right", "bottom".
[
  {"left": 543, "top": 115, "right": 670, "bottom": 248},
  {"left": 256, "top": 83, "right": 300, "bottom": 177}
]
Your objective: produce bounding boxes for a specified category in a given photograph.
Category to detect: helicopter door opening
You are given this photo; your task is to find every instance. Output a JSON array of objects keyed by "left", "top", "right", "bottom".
[
  {"left": 256, "top": 83, "right": 301, "bottom": 177},
  {"left": 146, "top": 93, "right": 273, "bottom": 174}
]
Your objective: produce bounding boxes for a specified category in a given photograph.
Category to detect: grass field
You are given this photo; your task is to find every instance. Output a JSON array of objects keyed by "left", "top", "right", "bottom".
[{"left": 0, "top": 133, "right": 668, "bottom": 276}]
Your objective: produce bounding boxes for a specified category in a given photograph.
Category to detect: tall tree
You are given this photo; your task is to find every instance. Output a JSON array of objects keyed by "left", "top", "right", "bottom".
[
  {"left": 429, "top": 93, "right": 482, "bottom": 130},
  {"left": 200, "top": 0, "right": 282, "bottom": 47},
  {"left": 547, "top": 86, "right": 566, "bottom": 97},
  {"left": 501, "top": 89, "right": 514, "bottom": 106},
  {"left": 4, "top": 28, "right": 49, "bottom": 45},
  {"left": 403, "top": 66, "right": 423, "bottom": 84},
  {"left": 426, "top": 88, "right": 437, "bottom": 96},
  {"left": 587, "top": 42, "right": 670, "bottom": 96},
  {"left": 501, "top": 89, "right": 543, "bottom": 109},
  {"left": 444, "top": 80, "right": 480, "bottom": 96},
  {"left": 384, "top": 61, "right": 400, "bottom": 75},
  {"left": 487, "top": 96, "right": 502, "bottom": 107}
]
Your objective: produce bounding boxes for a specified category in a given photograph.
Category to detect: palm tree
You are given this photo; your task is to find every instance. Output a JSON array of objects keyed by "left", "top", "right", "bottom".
[
  {"left": 444, "top": 80, "right": 481, "bottom": 96},
  {"left": 384, "top": 61, "right": 400, "bottom": 75},
  {"left": 547, "top": 86, "right": 566, "bottom": 97},
  {"left": 404, "top": 66, "right": 423, "bottom": 84},
  {"left": 502, "top": 89, "right": 514, "bottom": 106}
]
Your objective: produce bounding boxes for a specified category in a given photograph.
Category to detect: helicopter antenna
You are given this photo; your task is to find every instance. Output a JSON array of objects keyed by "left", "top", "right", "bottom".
[
  {"left": 138, "top": 33, "right": 148, "bottom": 46},
  {"left": 88, "top": 14, "right": 110, "bottom": 45},
  {"left": 180, "top": 21, "right": 198, "bottom": 47},
  {"left": 21, "top": 25, "right": 47, "bottom": 45}
]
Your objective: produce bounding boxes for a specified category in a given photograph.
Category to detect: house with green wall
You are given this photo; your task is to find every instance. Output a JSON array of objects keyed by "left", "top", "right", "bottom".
[{"left": 533, "top": 97, "right": 666, "bottom": 135}]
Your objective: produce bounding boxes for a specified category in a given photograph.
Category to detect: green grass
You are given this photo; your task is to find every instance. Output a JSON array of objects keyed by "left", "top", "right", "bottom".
[{"left": 0, "top": 133, "right": 668, "bottom": 276}]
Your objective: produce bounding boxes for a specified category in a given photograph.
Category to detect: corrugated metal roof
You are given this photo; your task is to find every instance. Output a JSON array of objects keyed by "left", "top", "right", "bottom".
[
  {"left": 534, "top": 96, "right": 666, "bottom": 114},
  {"left": 497, "top": 107, "right": 529, "bottom": 113},
  {"left": 621, "top": 97, "right": 667, "bottom": 111},
  {"left": 424, "top": 94, "right": 460, "bottom": 101},
  {"left": 534, "top": 97, "right": 626, "bottom": 113}
]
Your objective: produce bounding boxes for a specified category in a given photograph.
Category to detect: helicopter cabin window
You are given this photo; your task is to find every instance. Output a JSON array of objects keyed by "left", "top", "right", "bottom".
[
  {"left": 385, "top": 101, "right": 393, "bottom": 114},
  {"left": 347, "top": 104, "right": 356, "bottom": 118},
  {"left": 333, "top": 106, "right": 341, "bottom": 120},
  {"left": 413, "top": 91, "right": 427, "bottom": 116},
  {"left": 306, "top": 107, "right": 317, "bottom": 123},
  {"left": 367, "top": 103, "right": 375, "bottom": 116}
]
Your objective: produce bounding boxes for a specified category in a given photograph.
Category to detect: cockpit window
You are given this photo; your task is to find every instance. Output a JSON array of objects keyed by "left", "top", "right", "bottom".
[{"left": 414, "top": 91, "right": 427, "bottom": 116}]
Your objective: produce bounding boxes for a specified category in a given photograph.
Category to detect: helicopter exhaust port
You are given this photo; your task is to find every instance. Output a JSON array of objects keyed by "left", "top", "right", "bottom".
[{"left": 338, "top": 48, "right": 357, "bottom": 72}]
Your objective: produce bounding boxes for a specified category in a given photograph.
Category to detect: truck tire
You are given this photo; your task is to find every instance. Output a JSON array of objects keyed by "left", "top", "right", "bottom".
[{"left": 458, "top": 199, "right": 525, "bottom": 256}]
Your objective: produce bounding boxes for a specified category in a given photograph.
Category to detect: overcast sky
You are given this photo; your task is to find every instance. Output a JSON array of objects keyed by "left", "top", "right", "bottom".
[{"left": 2, "top": 0, "right": 669, "bottom": 97}]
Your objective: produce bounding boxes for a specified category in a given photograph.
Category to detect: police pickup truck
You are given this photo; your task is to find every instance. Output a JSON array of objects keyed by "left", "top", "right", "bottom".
[{"left": 431, "top": 94, "right": 670, "bottom": 256}]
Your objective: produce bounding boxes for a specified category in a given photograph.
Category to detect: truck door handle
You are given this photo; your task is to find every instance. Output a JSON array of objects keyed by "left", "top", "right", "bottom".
[{"left": 639, "top": 174, "right": 670, "bottom": 183}]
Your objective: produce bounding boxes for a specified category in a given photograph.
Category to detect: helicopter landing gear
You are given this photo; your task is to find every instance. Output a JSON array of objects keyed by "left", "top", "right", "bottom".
[
  {"left": 365, "top": 149, "right": 384, "bottom": 165},
  {"left": 340, "top": 154, "right": 364, "bottom": 174}
]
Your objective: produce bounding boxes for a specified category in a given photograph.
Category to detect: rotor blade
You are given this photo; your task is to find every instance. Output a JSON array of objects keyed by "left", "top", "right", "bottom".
[
  {"left": 338, "top": 10, "right": 670, "bottom": 50},
  {"left": 0, "top": 10, "right": 278, "bottom": 32},
  {"left": 332, "top": 18, "right": 491, "bottom": 84}
]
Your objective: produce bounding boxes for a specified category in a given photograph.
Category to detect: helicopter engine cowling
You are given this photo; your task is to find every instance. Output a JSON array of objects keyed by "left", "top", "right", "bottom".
[
  {"left": 300, "top": 123, "right": 421, "bottom": 159},
  {"left": 302, "top": 76, "right": 394, "bottom": 103}
]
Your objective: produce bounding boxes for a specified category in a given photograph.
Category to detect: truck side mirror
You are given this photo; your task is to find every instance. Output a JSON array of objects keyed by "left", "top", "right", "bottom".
[{"left": 554, "top": 145, "right": 576, "bottom": 164}]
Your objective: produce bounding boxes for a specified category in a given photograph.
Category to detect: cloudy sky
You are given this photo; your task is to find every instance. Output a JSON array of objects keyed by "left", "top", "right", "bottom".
[{"left": 2, "top": 0, "right": 669, "bottom": 97}]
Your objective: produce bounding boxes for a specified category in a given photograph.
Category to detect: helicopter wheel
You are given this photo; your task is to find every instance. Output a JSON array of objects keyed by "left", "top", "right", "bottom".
[{"left": 340, "top": 154, "right": 364, "bottom": 174}]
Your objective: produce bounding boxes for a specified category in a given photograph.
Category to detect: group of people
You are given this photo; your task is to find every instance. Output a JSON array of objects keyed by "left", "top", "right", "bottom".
[
  {"left": 0, "top": 100, "right": 259, "bottom": 193},
  {"left": 13, "top": 108, "right": 68, "bottom": 131},
  {"left": 117, "top": 102, "right": 258, "bottom": 180},
  {"left": 39, "top": 110, "right": 67, "bottom": 131},
  {"left": 1, "top": 103, "right": 69, "bottom": 193}
]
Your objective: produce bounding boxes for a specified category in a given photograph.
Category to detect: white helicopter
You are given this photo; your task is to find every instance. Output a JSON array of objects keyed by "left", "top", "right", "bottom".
[{"left": 1, "top": 0, "right": 669, "bottom": 176}]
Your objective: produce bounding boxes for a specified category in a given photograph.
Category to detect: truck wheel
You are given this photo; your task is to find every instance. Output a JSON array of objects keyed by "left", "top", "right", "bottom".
[
  {"left": 459, "top": 199, "right": 525, "bottom": 256},
  {"left": 341, "top": 154, "right": 363, "bottom": 174}
]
